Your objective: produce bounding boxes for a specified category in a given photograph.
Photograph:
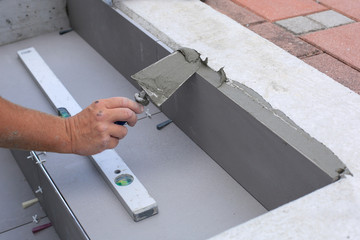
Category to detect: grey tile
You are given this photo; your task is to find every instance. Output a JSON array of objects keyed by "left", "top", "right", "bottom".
[
  {"left": 0, "top": 148, "right": 46, "bottom": 233},
  {"left": 276, "top": 16, "right": 324, "bottom": 35},
  {"left": 0, "top": 217, "right": 60, "bottom": 240},
  {"left": 307, "top": 10, "right": 355, "bottom": 28},
  {"left": 1, "top": 31, "right": 266, "bottom": 240}
]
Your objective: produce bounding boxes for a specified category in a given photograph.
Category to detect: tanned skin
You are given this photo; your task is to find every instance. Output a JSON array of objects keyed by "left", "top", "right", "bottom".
[{"left": 0, "top": 97, "right": 144, "bottom": 156}]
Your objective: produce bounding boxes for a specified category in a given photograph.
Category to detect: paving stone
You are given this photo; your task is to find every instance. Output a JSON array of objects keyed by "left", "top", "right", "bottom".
[
  {"left": 303, "top": 53, "right": 360, "bottom": 94},
  {"left": 249, "top": 22, "right": 321, "bottom": 57},
  {"left": 307, "top": 10, "right": 355, "bottom": 28},
  {"left": 302, "top": 22, "right": 360, "bottom": 71},
  {"left": 276, "top": 16, "right": 325, "bottom": 35},
  {"left": 231, "top": 0, "right": 327, "bottom": 21},
  {"left": 319, "top": 0, "right": 360, "bottom": 21},
  {"left": 204, "top": 0, "right": 264, "bottom": 26}
]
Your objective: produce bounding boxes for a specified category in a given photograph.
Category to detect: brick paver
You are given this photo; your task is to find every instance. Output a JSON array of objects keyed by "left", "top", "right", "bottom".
[
  {"left": 302, "top": 22, "right": 360, "bottom": 71},
  {"left": 204, "top": 0, "right": 264, "bottom": 26},
  {"left": 276, "top": 16, "right": 324, "bottom": 35},
  {"left": 204, "top": 0, "right": 360, "bottom": 95},
  {"left": 319, "top": 0, "right": 360, "bottom": 21},
  {"left": 249, "top": 22, "right": 321, "bottom": 57},
  {"left": 303, "top": 53, "right": 360, "bottom": 94},
  {"left": 231, "top": 0, "right": 327, "bottom": 21},
  {"left": 307, "top": 10, "right": 354, "bottom": 28}
]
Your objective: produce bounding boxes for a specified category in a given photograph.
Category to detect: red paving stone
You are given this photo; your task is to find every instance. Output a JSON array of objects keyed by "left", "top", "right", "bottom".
[
  {"left": 204, "top": 0, "right": 360, "bottom": 95},
  {"left": 231, "top": 0, "right": 327, "bottom": 21},
  {"left": 302, "top": 22, "right": 360, "bottom": 71},
  {"left": 319, "top": 0, "right": 360, "bottom": 21},
  {"left": 249, "top": 22, "right": 321, "bottom": 58},
  {"left": 303, "top": 53, "right": 360, "bottom": 94},
  {"left": 204, "top": 0, "right": 264, "bottom": 25}
]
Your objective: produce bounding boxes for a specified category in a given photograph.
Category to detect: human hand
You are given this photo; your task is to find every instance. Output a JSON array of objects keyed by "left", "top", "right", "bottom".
[{"left": 65, "top": 97, "right": 144, "bottom": 156}]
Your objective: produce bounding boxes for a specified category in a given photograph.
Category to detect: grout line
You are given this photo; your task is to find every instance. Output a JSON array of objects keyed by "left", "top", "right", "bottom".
[
  {"left": 299, "top": 37, "right": 360, "bottom": 72},
  {"left": 244, "top": 20, "right": 267, "bottom": 28},
  {"left": 0, "top": 216, "right": 48, "bottom": 235},
  {"left": 315, "top": 2, "right": 360, "bottom": 22}
]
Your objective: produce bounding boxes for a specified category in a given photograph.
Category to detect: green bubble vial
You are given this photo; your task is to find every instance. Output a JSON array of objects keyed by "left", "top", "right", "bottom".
[{"left": 114, "top": 174, "right": 134, "bottom": 186}]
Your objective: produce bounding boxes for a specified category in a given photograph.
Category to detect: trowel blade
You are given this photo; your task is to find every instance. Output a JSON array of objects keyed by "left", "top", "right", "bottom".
[{"left": 131, "top": 51, "right": 201, "bottom": 107}]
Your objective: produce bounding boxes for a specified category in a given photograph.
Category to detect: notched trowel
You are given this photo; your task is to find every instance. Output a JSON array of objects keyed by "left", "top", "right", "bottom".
[{"left": 132, "top": 48, "right": 202, "bottom": 107}]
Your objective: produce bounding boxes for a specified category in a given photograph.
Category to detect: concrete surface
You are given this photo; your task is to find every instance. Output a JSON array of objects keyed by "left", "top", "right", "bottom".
[
  {"left": 249, "top": 22, "right": 321, "bottom": 57},
  {"left": 204, "top": 0, "right": 264, "bottom": 26},
  {"left": 113, "top": 0, "right": 360, "bottom": 239},
  {"left": 0, "top": 148, "right": 59, "bottom": 239},
  {"left": 303, "top": 53, "right": 360, "bottom": 94},
  {"left": 0, "top": 0, "right": 69, "bottom": 46}
]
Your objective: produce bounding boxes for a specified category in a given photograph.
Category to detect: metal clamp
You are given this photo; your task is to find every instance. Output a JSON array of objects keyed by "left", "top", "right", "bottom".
[
  {"left": 35, "top": 186, "right": 43, "bottom": 194},
  {"left": 32, "top": 214, "right": 39, "bottom": 224}
]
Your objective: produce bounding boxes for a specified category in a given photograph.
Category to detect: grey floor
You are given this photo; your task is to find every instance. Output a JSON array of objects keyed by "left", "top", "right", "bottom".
[
  {"left": 0, "top": 148, "right": 60, "bottom": 240},
  {"left": 0, "top": 31, "right": 267, "bottom": 240}
]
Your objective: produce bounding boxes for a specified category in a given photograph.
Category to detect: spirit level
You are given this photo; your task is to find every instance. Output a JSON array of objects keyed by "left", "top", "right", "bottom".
[{"left": 18, "top": 47, "right": 158, "bottom": 222}]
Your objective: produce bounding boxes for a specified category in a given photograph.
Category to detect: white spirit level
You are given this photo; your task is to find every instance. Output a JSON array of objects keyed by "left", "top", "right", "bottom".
[{"left": 18, "top": 47, "right": 158, "bottom": 222}]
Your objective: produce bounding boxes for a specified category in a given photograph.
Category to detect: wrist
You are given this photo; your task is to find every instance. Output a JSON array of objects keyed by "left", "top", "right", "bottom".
[{"left": 63, "top": 117, "right": 76, "bottom": 154}]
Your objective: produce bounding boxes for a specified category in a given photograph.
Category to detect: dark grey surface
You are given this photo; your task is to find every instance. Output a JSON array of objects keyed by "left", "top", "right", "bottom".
[
  {"left": 0, "top": 32, "right": 266, "bottom": 240},
  {"left": 162, "top": 71, "right": 333, "bottom": 209},
  {"left": 0, "top": 217, "right": 60, "bottom": 240},
  {"left": 64, "top": 0, "right": 345, "bottom": 210},
  {"left": 0, "top": 148, "right": 45, "bottom": 234},
  {"left": 67, "top": 0, "right": 161, "bottom": 86}
]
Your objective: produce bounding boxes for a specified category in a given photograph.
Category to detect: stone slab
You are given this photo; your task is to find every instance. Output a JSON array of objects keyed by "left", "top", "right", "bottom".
[
  {"left": 307, "top": 10, "right": 355, "bottom": 28},
  {"left": 276, "top": 16, "right": 324, "bottom": 35},
  {"left": 204, "top": 0, "right": 264, "bottom": 26},
  {"left": 303, "top": 53, "right": 360, "bottom": 94},
  {"left": 320, "top": 0, "right": 360, "bottom": 21},
  {"left": 231, "top": 0, "right": 326, "bottom": 21},
  {"left": 302, "top": 22, "right": 360, "bottom": 71},
  {"left": 249, "top": 22, "right": 321, "bottom": 57}
]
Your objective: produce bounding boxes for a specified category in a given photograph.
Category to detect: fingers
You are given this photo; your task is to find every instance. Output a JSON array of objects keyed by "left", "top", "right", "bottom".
[
  {"left": 108, "top": 108, "right": 138, "bottom": 127},
  {"left": 108, "top": 124, "right": 128, "bottom": 140},
  {"left": 103, "top": 97, "right": 144, "bottom": 114}
]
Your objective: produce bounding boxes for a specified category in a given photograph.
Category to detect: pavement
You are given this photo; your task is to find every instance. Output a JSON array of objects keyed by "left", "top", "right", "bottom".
[{"left": 204, "top": 0, "right": 360, "bottom": 94}]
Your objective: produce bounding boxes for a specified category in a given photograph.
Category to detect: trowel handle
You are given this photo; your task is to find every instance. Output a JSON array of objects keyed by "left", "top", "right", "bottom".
[
  {"left": 114, "top": 121, "right": 126, "bottom": 126},
  {"left": 58, "top": 107, "right": 127, "bottom": 125}
]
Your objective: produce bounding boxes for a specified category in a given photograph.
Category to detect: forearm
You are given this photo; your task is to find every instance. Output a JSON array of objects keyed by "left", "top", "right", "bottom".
[{"left": 0, "top": 97, "right": 72, "bottom": 153}]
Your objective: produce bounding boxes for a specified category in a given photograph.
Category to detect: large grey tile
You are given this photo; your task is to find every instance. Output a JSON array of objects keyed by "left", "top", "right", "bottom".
[
  {"left": 0, "top": 217, "right": 60, "bottom": 240},
  {"left": 0, "top": 148, "right": 45, "bottom": 233}
]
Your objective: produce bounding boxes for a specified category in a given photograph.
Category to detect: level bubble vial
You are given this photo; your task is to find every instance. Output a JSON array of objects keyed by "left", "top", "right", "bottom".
[{"left": 114, "top": 174, "right": 134, "bottom": 186}]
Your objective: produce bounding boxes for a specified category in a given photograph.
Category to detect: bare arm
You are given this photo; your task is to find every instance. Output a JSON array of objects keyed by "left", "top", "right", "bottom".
[{"left": 0, "top": 97, "right": 144, "bottom": 156}]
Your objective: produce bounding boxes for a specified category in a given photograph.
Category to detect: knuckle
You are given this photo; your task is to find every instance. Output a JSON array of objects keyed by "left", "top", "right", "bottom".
[{"left": 95, "top": 123, "right": 108, "bottom": 133}]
